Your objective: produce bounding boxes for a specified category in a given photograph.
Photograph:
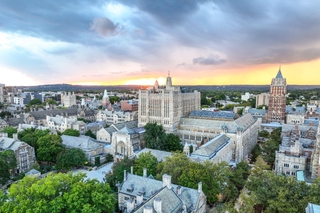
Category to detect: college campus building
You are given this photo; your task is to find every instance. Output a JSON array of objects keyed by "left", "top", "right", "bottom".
[{"left": 138, "top": 73, "right": 201, "bottom": 133}]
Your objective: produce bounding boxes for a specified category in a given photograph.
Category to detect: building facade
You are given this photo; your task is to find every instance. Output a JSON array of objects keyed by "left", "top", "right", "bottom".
[
  {"left": 256, "top": 93, "right": 270, "bottom": 108},
  {"left": 61, "top": 92, "right": 76, "bottom": 107},
  {"left": 96, "top": 110, "right": 137, "bottom": 125},
  {"left": 138, "top": 74, "right": 201, "bottom": 133},
  {"left": 266, "top": 69, "right": 287, "bottom": 123}
]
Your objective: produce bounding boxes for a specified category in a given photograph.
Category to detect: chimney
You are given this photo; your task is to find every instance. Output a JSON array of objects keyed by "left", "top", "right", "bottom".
[
  {"left": 198, "top": 182, "right": 202, "bottom": 193},
  {"left": 136, "top": 192, "right": 143, "bottom": 206},
  {"left": 153, "top": 197, "right": 162, "bottom": 213},
  {"left": 143, "top": 205, "right": 153, "bottom": 213},
  {"left": 126, "top": 199, "right": 135, "bottom": 213},
  {"left": 131, "top": 166, "right": 133, "bottom": 174},
  {"left": 13, "top": 133, "right": 18, "bottom": 140},
  {"left": 162, "top": 174, "right": 172, "bottom": 189},
  {"left": 124, "top": 170, "right": 127, "bottom": 182},
  {"left": 176, "top": 186, "right": 182, "bottom": 195},
  {"left": 143, "top": 168, "right": 147, "bottom": 177}
]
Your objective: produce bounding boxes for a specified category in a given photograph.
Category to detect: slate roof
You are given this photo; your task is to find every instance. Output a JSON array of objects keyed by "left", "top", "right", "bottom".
[
  {"left": 304, "top": 119, "right": 319, "bottom": 126},
  {"left": 248, "top": 108, "right": 267, "bottom": 115},
  {"left": 190, "top": 134, "right": 230, "bottom": 161},
  {"left": 26, "top": 169, "right": 41, "bottom": 176},
  {"left": 29, "top": 108, "right": 78, "bottom": 119},
  {"left": 286, "top": 106, "right": 306, "bottom": 114},
  {"left": 61, "top": 135, "right": 105, "bottom": 151},
  {"left": 120, "top": 173, "right": 200, "bottom": 212},
  {"left": 133, "top": 187, "right": 183, "bottom": 213},
  {"left": 118, "top": 125, "right": 136, "bottom": 134},
  {"left": 276, "top": 70, "right": 283, "bottom": 79},
  {"left": 189, "top": 110, "right": 236, "bottom": 120},
  {"left": 0, "top": 137, "right": 24, "bottom": 151}
]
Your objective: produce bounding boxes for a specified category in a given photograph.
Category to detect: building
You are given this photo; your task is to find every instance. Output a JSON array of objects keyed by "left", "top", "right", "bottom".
[
  {"left": 97, "top": 121, "right": 139, "bottom": 143},
  {"left": 177, "top": 111, "right": 260, "bottom": 163},
  {"left": 256, "top": 93, "right": 269, "bottom": 108},
  {"left": 138, "top": 73, "right": 201, "bottom": 133},
  {"left": 0, "top": 84, "right": 4, "bottom": 103},
  {"left": 61, "top": 135, "right": 107, "bottom": 164},
  {"left": 46, "top": 115, "right": 87, "bottom": 134},
  {"left": 96, "top": 110, "right": 137, "bottom": 125},
  {"left": 305, "top": 203, "right": 320, "bottom": 213},
  {"left": 118, "top": 170, "right": 206, "bottom": 213},
  {"left": 310, "top": 124, "right": 320, "bottom": 179},
  {"left": 266, "top": 69, "right": 287, "bottom": 123},
  {"left": 101, "top": 90, "right": 110, "bottom": 107},
  {"left": 241, "top": 92, "right": 253, "bottom": 101},
  {"left": 274, "top": 124, "right": 317, "bottom": 177},
  {"left": 0, "top": 133, "right": 36, "bottom": 173},
  {"left": 189, "top": 134, "right": 233, "bottom": 164},
  {"left": 121, "top": 99, "right": 139, "bottom": 112},
  {"left": 61, "top": 92, "right": 76, "bottom": 107},
  {"left": 0, "top": 118, "right": 8, "bottom": 130}
]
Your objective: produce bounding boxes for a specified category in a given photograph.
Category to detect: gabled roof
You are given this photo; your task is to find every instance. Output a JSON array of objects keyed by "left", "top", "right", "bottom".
[{"left": 118, "top": 125, "right": 135, "bottom": 134}]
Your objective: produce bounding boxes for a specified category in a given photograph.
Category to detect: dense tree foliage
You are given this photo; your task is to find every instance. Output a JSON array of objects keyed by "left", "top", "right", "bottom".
[
  {"left": 18, "top": 128, "right": 51, "bottom": 154},
  {"left": 62, "top": 129, "right": 80, "bottom": 137},
  {"left": 85, "top": 129, "right": 96, "bottom": 139},
  {"left": 258, "top": 130, "right": 269, "bottom": 138},
  {"left": 144, "top": 123, "right": 167, "bottom": 150},
  {"left": 0, "top": 150, "right": 16, "bottom": 184},
  {"left": 106, "top": 157, "right": 134, "bottom": 190},
  {"left": 134, "top": 151, "right": 158, "bottom": 177},
  {"left": 0, "top": 126, "right": 17, "bottom": 138},
  {"left": 56, "top": 148, "right": 87, "bottom": 170},
  {"left": 37, "top": 134, "right": 64, "bottom": 163},
  {"left": 28, "top": 98, "right": 42, "bottom": 106},
  {"left": 0, "top": 172, "right": 116, "bottom": 213},
  {"left": 165, "top": 133, "right": 183, "bottom": 151},
  {"left": 109, "top": 96, "right": 120, "bottom": 104},
  {"left": 0, "top": 111, "right": 12, "bottom": 119}
]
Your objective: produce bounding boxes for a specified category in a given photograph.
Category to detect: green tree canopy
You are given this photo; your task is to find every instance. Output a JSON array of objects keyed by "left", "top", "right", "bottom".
[
  {"left": 37, "top": 134, "right": 64, "bottom": 163},
  {"left": 0, "top": 126, "right": 17, "bottom": 138},
  {"left": 106, "top": 157, "right": 134, "bottom": 191},
  {"left": 144, "top": 123, "right": 167, "bottom": 150},
  {"left": 165, "top": 133, "right": 183, "bottom": 152},
  {"left": 0, "top": 150, "right": 17, "bottom": 184},
  {"left": 85, "top": 129, "right": 96, "bottom": 139},
  {"left": 0, "top": 111, "right": 12, "bottom": 119},
  {"left": 62, "top": 129, "right": 80, "bottom": 137},
  {"left": 56, "top": 148, "right": 87, "bottom": 170},
  {"left": 134, "top": 151, "right": 158, "bottom": 177},
  {"left": 0, "top": 172, "right": 116, "bottom": 213},
  {"left": 28, "top": 98, "right": 42, "bottom": 106}
]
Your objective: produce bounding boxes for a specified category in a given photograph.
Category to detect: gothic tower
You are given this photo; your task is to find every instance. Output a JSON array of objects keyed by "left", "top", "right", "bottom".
[
  {"left": 310, "top": 125, "right": 320, "bottom": 179},
  {"left": 102, "top": 89, "right": 110, "bottom": 107},
  {"left": 266, "top": 68, "right": 287, "bottom": 123}
]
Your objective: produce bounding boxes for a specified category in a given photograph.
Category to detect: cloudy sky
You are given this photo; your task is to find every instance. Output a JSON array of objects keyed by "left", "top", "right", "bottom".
[{"left": 1, "top": 0, "right": 320, "bottom": 86}]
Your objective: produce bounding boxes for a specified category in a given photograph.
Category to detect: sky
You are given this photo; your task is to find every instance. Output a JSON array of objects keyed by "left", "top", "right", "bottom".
[{"left": 1, "top": 1, "right": 320, "bottom": 86}]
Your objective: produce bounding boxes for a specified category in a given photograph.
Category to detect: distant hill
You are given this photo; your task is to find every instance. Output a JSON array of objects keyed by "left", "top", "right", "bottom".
[{"left": 19, "top": 84, "right": 320, "bottom": 92}]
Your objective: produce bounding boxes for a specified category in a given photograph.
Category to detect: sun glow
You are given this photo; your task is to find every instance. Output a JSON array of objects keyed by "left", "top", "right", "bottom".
[{"left": 123, "top": 77, "right": 166, "bottom": 86}]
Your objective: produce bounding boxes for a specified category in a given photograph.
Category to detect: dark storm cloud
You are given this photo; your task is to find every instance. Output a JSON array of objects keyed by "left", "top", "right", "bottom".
[
  {"left": 90, "top": 17, "right": 123, "bottom": 37},
  {"left": 193, "top": 56, "right": 226, "bottom": 65}
]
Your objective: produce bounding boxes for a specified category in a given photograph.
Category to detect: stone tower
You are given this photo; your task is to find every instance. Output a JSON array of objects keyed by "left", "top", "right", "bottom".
[
  {"left": 310, "top": 125, "right": 320, "bottom": 179},
  {"left": 102, "top": 89, "right": 110, "bottom": 107},
  {"left": 266, "top": 68, "right": 287, "bottom": 123}
]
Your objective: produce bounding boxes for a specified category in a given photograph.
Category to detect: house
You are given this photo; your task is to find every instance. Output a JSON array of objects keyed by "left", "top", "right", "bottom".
[
  {"left": 0, "top": 133, "right": 36, "bottom": 173},
  {"left": 118, "top": 169, "right": 206, "bottom": 213}
]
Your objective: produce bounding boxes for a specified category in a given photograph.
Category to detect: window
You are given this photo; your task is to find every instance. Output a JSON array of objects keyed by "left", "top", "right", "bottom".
[
  {"left": 284, "top": 163, "right": 289, "bottom": 167},
  {"left": 293, "top": 165, "right": 299, "bottom": 169}
]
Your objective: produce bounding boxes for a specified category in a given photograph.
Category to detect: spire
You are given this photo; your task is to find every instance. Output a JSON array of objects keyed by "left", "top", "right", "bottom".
[
  {"left": 103, "top": 89, "right": 109, "bottom": 98},
  {"left": 276, "top": 66, "right": 283, "bottom": 79},
  {"left": 166, "top": 71, "right": 172, "bottom": 88}
]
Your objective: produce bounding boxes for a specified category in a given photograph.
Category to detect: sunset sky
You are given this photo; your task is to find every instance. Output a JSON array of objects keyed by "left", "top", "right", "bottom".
[{"left": 1, "top": 1, "right": 320, "bottom": 86}]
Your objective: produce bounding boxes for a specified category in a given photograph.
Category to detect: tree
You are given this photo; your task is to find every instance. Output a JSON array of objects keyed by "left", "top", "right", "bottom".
[
  {"left": 27, "top": 98, "right": 42, "bottom": 105},
  {"left": 43, "top": 99, "right": 57, "bottom": 106},
  {"left": 0, "top": 126, "right": 17, "bottom": 138},
  {"left": 85, "top": 129, "right": 96, "bottom": 139},
  {"left": 260, "top": 139, "right": 279, "bottom": 167},
  {"left": 144, "top": 123, "right": 167, "bottom": 150},
  {"left": 0, "top": 150, "right": 17, "bottom": 184},
  {"left": 134, "top": 151, "right": 158, "bottom": 177},
  {"left": 250, "top": 144, "right": 262, "bottom": 163},
  {"left": 106, "top": 157, "right": 134, "bottom": 191},
  {"left": 62, "top": 129, "right": 80, "bottom": 137},
  {"left": 56, "top": 148, "right": 87, "bottom": 170},
  {"left": 0, "top": 111, "right": 12, "bottom": 119},
  {"left": 109, "top": 96, "right": 120, "bottom": 104},
  {"left": 37, "top": 134, "right": 64, "bottom": 163},
  {"left": 270, "top": 127, "right": 281, "bottom": 143},
  {"left": 0, "top": 172, "right": 116, "bottom": 213},
  {"left": 165, "top": 133, "right": 183, "bottom": 152},
  {"left": 258, "top": 130, "right": 269, "bottom": 138}
]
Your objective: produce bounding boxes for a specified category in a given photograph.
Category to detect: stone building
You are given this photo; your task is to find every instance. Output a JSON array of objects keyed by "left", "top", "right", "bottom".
[
  {"left": 266, "top": 69, "right": 287, "bottom": 123},
  {"left": 101, "top": 89, "right": 110, "bottom": 107},
  {"left": 274, "top": 124, "right": 317, "bottom": 177},
  {"left": 310, "top": 124, "right": 320, "bottom": 179},
  {"left": 138, "top": 73, "right": 201, "bottom": 133},
  {"left": 46, "top": 115, "right": 87, "bottom": 134},
  {"left": 118, "top": 170, "right": 206, "bottom": 213},
  {"left": 96, "top": 110, "right": 137, "bottom": 125},
  {"left": 177, "top": 111, "right": 260, "bottom": 163},
  {"left": 0, "top": 133, "right": 36, "bottom": 173},
  {"left": 256, "top": 93, "right": 270, "bottom": 108},
  {"left": 61, "top": 92, "right": 76, "bottom": 107},
  {"left": 0, "top": 118, "right": 8, "bottom": 130}
]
